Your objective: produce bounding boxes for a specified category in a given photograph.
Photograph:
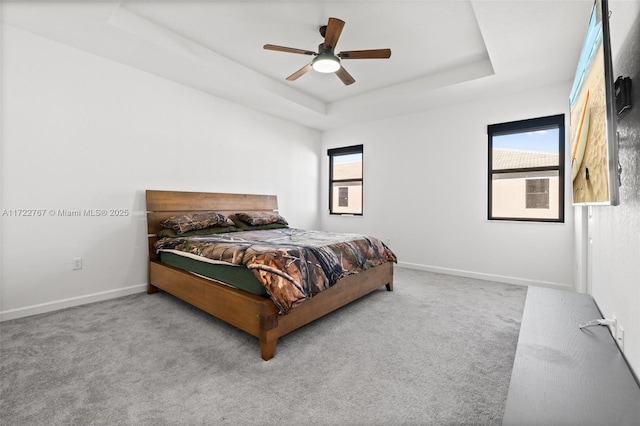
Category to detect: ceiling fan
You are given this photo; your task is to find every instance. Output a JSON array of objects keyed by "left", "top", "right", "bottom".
[{"left": 263, "top": 17, "right": 391, "bottom": 86}]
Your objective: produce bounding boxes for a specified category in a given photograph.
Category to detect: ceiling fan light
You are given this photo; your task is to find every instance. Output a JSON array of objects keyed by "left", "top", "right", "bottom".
[{"left": 312, "top": 55, "right": 340, "bottom": 73}]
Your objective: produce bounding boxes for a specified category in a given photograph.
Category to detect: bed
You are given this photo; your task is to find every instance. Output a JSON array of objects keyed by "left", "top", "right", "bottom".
[{"left": 146, "top": 189, "right": 396, "bottom": 360}]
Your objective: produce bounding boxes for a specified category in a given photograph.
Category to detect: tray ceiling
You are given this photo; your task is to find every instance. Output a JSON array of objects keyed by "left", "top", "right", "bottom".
[{"left": 2, "top": 1, "right": 594, "bottom": 130}]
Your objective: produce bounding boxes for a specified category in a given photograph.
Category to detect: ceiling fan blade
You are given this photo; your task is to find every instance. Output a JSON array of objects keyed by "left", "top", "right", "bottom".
[
  {"left": 323, "top": 17, "right": 345, "bottom": 51},
  {"left": 335, "top": 66, "right": 355, "bottom": 86},
  {"left": 338, "top": 49, "right": 392, "bottom": 59},
  {"left": 286, "top": 64, "right": 313, "bottom": 81},
  {"left": 264, "top": 44, "right": 316, "bottom": 56}
]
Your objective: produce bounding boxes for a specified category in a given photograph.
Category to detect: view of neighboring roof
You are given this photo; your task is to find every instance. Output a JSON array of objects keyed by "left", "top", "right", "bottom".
[
  {"left": 333, "top": 161, "right": 362, "bottom": 180},
  {"left": 492, "top": 148, "right": 559, "bottom": 170}
]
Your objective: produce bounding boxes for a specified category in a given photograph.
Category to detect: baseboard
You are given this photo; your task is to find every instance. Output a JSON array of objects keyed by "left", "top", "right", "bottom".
[
  {"left": 396, "top": 261, "right": 575, "bottom": 291},
  {"left": 1, "top": 264, "right": 573, "bottom": 321},
  {"left": 0, "top": 283, "right": 148, "bottom": 322}
]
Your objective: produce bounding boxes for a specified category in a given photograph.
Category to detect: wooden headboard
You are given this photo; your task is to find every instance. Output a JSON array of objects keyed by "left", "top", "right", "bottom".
[{"left": 146, "top": 190, "right": 278, "bottom": 260}]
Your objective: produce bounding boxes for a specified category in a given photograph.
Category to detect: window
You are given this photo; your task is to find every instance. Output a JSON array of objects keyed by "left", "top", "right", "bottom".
[
  {"left": 526, "top": 178, "right": 549, "bottom": 209},
  {"left": 328, "top": 145, "right": 363, "bottom": 215},
  {"left": 338, "top": 187, "right": 349, "bottom": 207},
  {"left": 488, "top": 114, "right": 564, "bottom": 222}
]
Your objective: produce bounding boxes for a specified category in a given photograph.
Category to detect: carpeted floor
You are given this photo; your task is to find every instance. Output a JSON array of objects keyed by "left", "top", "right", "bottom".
[{"left": 0, "top": 267, "right": 527, "bottom": 425}]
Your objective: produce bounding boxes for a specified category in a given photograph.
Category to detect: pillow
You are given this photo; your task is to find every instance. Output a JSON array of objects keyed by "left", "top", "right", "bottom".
[
  {"left": 161, "top": 211, "right": 234, "bottom": 235},
  {"left": 229, "top": 214, "right": 289, "bottom": 231},
  {"left": 157, "top": 225, "right": 238, "bottom": 238},
  {"left": 234, "top": 211, "right": 288, "bottom": 226}
]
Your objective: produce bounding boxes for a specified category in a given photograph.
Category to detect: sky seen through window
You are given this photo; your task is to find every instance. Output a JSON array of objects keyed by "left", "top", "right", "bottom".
[{"left": 493, "top": 128, "right": 559, "bottom": 153}]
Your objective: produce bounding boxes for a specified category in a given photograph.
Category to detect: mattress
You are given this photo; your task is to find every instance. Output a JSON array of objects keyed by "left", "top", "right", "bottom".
[
  {"left": 158, "top": 251, "right": 268, "bottom": 297},
  {"left": 154, "top": 227, "right": 397, "bottom": 313}
]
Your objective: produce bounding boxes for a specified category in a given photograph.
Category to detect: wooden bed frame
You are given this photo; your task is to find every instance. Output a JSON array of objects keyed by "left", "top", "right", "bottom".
[{"left": 146, "top": 190, "right": 394, "bottom": 360}]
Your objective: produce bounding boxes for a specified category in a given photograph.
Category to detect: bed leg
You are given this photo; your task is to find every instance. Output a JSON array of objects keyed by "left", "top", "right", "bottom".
[
  {"left": 147, "top": 283, "right": 159, "bottom": 294},
  {"left": 386, "top": 282, "right": 393, "bottom": 291},
  {"left": 260, "top": 337, "right": 278, "bottom": 361},
  {"left": 259, "top": 313, "right": 279, "bottom": 361}
]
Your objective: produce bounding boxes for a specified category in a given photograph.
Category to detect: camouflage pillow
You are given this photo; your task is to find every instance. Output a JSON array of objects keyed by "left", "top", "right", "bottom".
[
  {"left": 229, "top": 215, "right": 288, "bottom": 231},
  {"left": 157, "top": 225, "right": 238, "bottom": 238},
  {"left": 161, "top": 212, "right": 234, "bottom": 235},
  {"left": 234, "top": 211, "right": 288, "bottom": 226}
]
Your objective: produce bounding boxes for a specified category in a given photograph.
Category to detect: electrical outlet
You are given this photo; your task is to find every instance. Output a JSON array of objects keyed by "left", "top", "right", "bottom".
[
  {"left": 72, "top": 257, "right": 83, "bottom": 270},
  {"left": 617, "top": 326, "right": 625, "bottom": 352},
  {"left": 608, "top": 315, "right": 618, "bottom": 340}
]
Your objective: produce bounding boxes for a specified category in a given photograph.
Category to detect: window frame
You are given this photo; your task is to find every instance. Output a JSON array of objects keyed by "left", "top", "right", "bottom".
[
  {"left": 328, "top": 144, "right": 363, "bottom": 216},
  {"left": 487, "top": 114, "right": 565, "bottom": 223}
]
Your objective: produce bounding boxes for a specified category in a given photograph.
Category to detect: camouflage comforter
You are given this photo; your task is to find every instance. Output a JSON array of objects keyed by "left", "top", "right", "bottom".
[{"left": 154, "top": 228, "right": 397, "bottom": 314}]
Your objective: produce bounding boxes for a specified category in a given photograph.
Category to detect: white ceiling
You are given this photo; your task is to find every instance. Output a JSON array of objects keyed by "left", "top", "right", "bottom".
[{"left": 2, "top": 0, "right": 595, "bottom": 130}]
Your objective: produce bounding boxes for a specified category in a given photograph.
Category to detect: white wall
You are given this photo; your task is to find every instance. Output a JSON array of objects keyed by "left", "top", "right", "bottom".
[
  {"left": 321, "top": 81, "right": 575, "bottom": 290},
  {"left": 0, "top": 25, "right": 321, "bottom": 320},
  {"left": 587, "top": 0, "right": 640, "bottom": 376}
]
